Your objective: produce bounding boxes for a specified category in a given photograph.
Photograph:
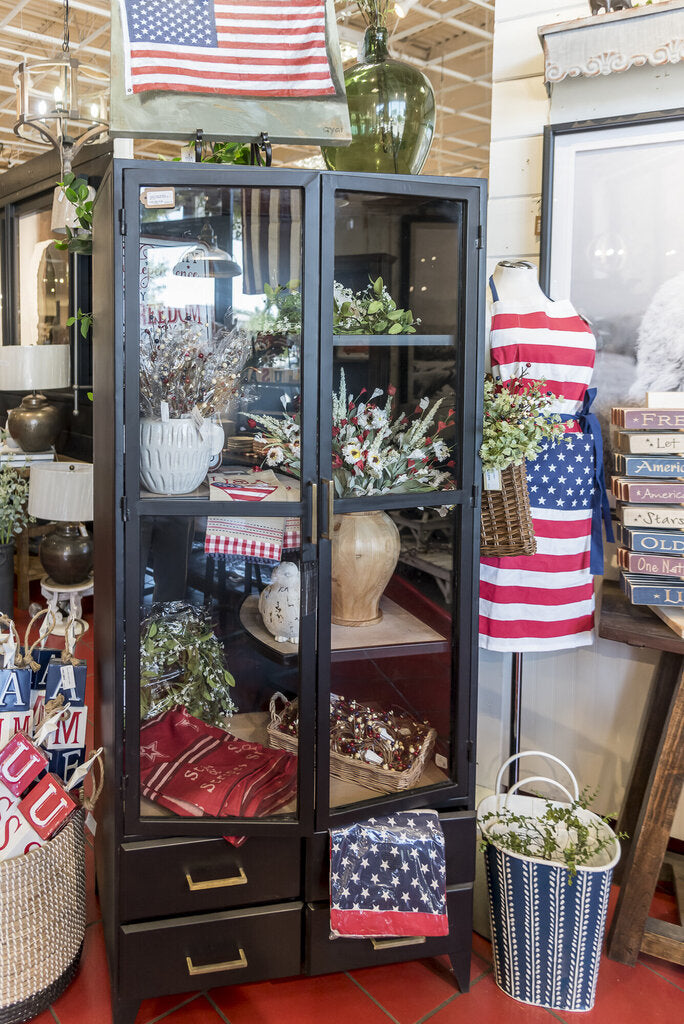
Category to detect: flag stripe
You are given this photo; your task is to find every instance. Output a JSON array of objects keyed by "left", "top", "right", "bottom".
[
  {"left": 491, "top": 312, "right": 593, "bottom": 334},
  {"left": 480, "top": 581, "right": 594, "bottom": 606},
  {"left": 480, "top": 613, "right": 595, "bottom": 639},
  {"left": 492, "top": 344, "right": 596, "bottom": 368}
]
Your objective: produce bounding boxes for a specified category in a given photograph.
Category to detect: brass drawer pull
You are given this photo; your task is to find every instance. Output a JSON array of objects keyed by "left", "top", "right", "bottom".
[
  {"left": 186, "top": 948, "right": 248, "bottom": 975},
  {"left": 185, "top": 867, "right": 247, "bottom": 891},
  {"left": 370, "top": 935, "right": 426, "bottom": 951}
]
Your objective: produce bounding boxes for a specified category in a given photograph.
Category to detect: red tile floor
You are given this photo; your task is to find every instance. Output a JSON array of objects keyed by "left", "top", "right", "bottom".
[{"left": 17, "top": 605, "right": 684, "bottom": 1024}]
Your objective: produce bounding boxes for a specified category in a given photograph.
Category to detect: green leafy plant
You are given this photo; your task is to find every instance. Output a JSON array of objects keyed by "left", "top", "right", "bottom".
[
  {"left": 480, "top": 368, "right": 568, "bottom": 472},
  {"left": 0, "top": 466, "right": 33, "bottom": 546},
  {"left": 67, "top": 308, "right": 93, "bottom": 338},
  {"left": 54, "top": 172, "right": 93, "bottom": 255},
  {"left": 139, "top": 603, "right": 237, "bottom": 725},
  {"left": 202, "top": 141, "right": 251, "bottom": 164},
  {"left": 480, "top": 788, "right": 625, "bottom": 883},
  {"left": 333, "top": 276, "right": 418, "bottom": 335},
  {"left": 245, "top": 280, "right": 302, "bottom": 338}
]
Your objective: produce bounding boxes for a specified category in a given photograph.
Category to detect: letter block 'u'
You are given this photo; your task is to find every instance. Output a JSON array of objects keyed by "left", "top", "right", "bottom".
[
  {"left": 0, "top": 733, "right": 49, "bottom": 797},
  {"left": 18, "top": 773, "right": 78, "bottom": 840}
]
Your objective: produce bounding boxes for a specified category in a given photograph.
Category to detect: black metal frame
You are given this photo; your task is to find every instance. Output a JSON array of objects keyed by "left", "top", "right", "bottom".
[
  {"left": 539, "top": 107, "right": 684, "bottom": 293},
  {"left": 96, "top": 160, "right": 485, "bottom": 843}
]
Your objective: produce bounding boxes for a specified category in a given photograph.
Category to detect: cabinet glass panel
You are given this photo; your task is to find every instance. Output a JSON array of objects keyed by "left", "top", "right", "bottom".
[
  {"left": 138, "top": 185, "right": 302, "bottom": 498},
  {"left": 326, "top": 506, "right": 458, "bottom": 811},
  {"left": 138, "top": 515, "right": 301, "bottom": 822},
  {"left": 331, "top": 191, "right": 463, "bottom": 498},
  {"left": 17, "top": 205, "right": 70, "bottom": 346}
]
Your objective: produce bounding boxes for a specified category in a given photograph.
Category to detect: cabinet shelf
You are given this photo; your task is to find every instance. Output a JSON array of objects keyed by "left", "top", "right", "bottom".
[
  {"left": 239, "top": 594, "right": 449, "bottom": 665},
  {"left": 332, "top": 334, "right": 454, "bottom": 348}
]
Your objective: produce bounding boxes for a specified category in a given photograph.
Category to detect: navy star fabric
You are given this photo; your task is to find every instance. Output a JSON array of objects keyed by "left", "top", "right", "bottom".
[
  {"left": 329, "top": 810, "right": 448, "bottom": 938},
  {"left": 526, "top": 434, "right": 595, "bottom": 511}
]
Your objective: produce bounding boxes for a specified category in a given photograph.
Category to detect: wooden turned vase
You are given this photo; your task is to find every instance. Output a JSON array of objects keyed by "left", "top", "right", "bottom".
[{"left": 331, "top": 510, "right": 400, "bottom": 627}]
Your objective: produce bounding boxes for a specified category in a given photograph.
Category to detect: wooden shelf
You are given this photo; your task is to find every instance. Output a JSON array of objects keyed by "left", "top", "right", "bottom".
[
  {"left": 332, "top": 333, "right": 454, "bottom": 348},
  {"left": 239, "top": 594, "right": 449, "bottom": 664}
]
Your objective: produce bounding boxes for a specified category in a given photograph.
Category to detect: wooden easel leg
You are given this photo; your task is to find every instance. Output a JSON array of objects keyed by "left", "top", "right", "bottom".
[{"left": 607, "top": 658, "right": 684, "bottom": 965}]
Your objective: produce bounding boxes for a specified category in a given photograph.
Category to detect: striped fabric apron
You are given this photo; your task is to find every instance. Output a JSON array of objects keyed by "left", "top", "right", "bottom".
[{"left": 479, "top": 286, "right": 603, "bottom": 652}]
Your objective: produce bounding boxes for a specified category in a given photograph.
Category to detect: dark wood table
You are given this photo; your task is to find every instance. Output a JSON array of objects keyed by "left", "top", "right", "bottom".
[{"left": 599, "top": 581, "right": 684, "bottom": 966}]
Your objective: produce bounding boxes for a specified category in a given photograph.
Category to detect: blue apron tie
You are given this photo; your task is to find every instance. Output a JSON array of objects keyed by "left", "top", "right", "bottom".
[
  {"left": 489, "top": 275, "right": 499, "bottom": 302},
  {"left": 560, "top": 388, "right": 614, "bottom": 576}
]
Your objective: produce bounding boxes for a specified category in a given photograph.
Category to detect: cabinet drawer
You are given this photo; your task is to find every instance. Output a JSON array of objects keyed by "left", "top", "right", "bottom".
[
  {"left": 305, "top": 811, "right": 475, "bottom": 902},
  {"left": 120, "top": 835, "right": 301, "bottom": 921},
  {"left": 305, "top": 885, "right": 472, "bottom": 976},
  {"left": 120, "top": 902, "right": 302, "bottom": 999}
]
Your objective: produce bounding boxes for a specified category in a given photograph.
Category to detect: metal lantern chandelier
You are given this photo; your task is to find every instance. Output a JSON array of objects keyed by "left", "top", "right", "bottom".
[{"left": 13, "top": 0, "right": 108, "bottom": 171}]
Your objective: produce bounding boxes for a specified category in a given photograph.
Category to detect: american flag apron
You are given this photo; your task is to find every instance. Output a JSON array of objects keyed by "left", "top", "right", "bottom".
[{"left": 479, "top": 287, "right": 611, "bottom": 652}]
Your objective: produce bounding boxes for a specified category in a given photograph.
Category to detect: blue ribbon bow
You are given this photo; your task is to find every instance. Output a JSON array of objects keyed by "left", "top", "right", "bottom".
[{"left": 560, "top": 388, "right": 614, "bottom": 576}]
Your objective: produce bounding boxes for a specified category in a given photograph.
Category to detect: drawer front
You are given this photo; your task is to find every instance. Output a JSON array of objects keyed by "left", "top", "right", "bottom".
[
  {"left": 305, "top": 886, "right": 472, "bottom": 976},
  {"left": 305, "top": 811, "right": 475, "bottom": 902},
  {"left": 120, "top": 902, "right": 302, "bottom": 998},
  {"left": 120, "top": 835, "right": 301, "bottom": 921}
]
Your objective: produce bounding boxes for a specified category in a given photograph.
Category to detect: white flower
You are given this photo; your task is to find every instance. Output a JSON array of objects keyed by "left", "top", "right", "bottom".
[
  {"left": 366, "top": 452, "right": 384, "bottom": 476},
  {"left": 342, "top": 442, "right": 362, "bottom": 464},
  {"left": 370, "top": 408, "right": 388, "bottom": 429},
  {"left": 408, "top": 449, "right": 427, "bottom": 462},
  {"left": 370, "top": 388, "right": 383, "bottom": 401},
  {"left": 432, "top": 439, "right": 449, "bottom": 460},
  {"left": 419, "top": 396, "right": 429, "bottom": 411},
  {"left": 357, "top": 412, "right": 370, "bottom": 429},
  {"left": 395, "top": 473, "right": 408, "bottom": 484},
  {"left": 266, "top": 445, "right": 285, "bottom": 466}
]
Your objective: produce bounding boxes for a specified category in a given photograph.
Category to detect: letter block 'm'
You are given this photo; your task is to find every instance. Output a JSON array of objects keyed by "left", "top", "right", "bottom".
[
  {"left": 0, "top": 733, "right": 49, "bottom": 797},
  {"left": 18, "top": 773, "right": 78, "bottom": 840}
]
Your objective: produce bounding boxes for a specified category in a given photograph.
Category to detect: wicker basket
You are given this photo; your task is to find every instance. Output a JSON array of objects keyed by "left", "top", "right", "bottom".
[
  {"left": 267, "top": 694, "right": 437, "bottom": 794},
  {"left": 0, "top": 809, "right": 86, "bottom": 1024},
  {"left": 480, "top": 461, "right": 536, "bottom": 557}
]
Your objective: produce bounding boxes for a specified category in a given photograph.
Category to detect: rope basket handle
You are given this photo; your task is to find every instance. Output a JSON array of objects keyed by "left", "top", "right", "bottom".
[
  {"left": 61, "top": 614, "right": 85, "bottom": 665},
  {"left": 495, "top": 750, "right": 580, "bottom": 804},
  {"left": 80, "top": 749, "right": 104, "bottom": 812},
  {"left": 269, "top": 691, "right": 290, "bottom": 726},
  {"left": 20, "top": 607, "right": 57, "bottom": 670}
]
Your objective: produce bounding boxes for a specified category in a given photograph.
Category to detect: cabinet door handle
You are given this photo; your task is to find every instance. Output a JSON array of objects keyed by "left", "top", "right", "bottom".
[
  {"left": 370, "top": 935, "right": 426, "bottom": 951},
  {"left": 186, "top": 948, "right": 248, "bottom": 975},
  {"left": 185, "top": 867, "right": 247, "bottom": 891},
  {"left": 308, "top": 480, "right": 318, "bottom": 545},
  {"left": 321, "top": 478, "right": 334, "bottom": 540}
]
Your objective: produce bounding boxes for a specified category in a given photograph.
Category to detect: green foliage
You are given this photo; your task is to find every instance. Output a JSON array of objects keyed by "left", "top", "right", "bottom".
[
  {"left": 479, "top": 369, "right": 569, "bottom": 472},
  {"left": 480, "top": 788, "right": 625, "bottom": 883},
  {"left": 54, "top": 172, "right": 93, "bottom": 255},
  {"left": 203, "top": 141, "right": 251, "bottom": 164},
  {"left": 0, "top": 466, "right": 33, "bottom": 546},
  {"left": 246, "top": 280, "right": 302, "bottom": 337},
  {"left": 333, "top": 277, "right": 418, "bottom": 336},
  {"left": 67, "top": 308, "right": 93, "bottom": 338},
  {"left": 140, "top": 603, "right": 237, "bottom": 725}
]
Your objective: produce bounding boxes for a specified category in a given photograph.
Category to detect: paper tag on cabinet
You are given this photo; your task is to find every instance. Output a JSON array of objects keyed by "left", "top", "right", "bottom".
[
  {"left": 483, "top": 469, "right": 502, "bottom": 490},
  {"left": 140, "top": 188, "right": 176, "bottom": 209}
]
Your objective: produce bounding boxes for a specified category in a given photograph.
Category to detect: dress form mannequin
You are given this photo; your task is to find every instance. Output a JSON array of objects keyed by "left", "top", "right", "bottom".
[{"left": 489, "top": 260, "right": 548, "bottom": 305}]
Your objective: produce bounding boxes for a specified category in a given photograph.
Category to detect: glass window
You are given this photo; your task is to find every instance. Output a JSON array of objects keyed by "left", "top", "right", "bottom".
[{"left": 17, "top": 206, "right": 70, "bottom": 346}]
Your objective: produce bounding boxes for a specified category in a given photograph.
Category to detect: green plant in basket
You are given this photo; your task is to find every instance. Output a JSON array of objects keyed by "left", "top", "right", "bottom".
[
  {"left": 480, "top": 367, "right": 568, "bottom": 473},
  {"left": 480, "top": 788, "right": 626, "bottom": 883},
  {"left": 333, "top": 276, "right": 418, "bottom": 336},
  {"left": 140, "top": 603, "right": 236, "bottom": 726}
]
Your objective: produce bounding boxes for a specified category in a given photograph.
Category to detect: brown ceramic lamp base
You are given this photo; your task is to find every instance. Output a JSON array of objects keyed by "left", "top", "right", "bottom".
[
  {"left": 39, "top": 523, "right": 93, "bottom": 585},
  {"left": 7, "top": 393, "right": 61, "bottom": 452}
]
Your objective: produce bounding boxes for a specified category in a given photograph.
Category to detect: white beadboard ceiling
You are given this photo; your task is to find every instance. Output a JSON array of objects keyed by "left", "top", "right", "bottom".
[{"left": 0, "top": 0, "right": 492, "bottom": 176}]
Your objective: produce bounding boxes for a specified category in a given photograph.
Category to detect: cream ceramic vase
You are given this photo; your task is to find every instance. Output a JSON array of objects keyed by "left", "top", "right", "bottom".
[
  {"left": 331, "top": 510, "right": 400, "bottom": 627},
  {"left": 258, "top": 562, "right": 301, "bottom": 643},
  {"left": 139, "top": 416, "right": 224, "bottom": 495}
]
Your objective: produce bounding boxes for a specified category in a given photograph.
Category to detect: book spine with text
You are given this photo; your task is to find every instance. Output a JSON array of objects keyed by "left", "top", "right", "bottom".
[
  {"left": 617, "top": 432, "right": 684, "bottom": 455},
  {"left": 620, "top": 572, "right": 684, "bottom": 605},
  {"left": 617, "top": 548, "right": 684, "bottom": 577},
  {"left": 612, "top": 478, "right": 684, "bottom": 503},
  {"left": 614, "top": 454, "right": 684, "bottom": 478},
  {"left": 612, "top": 408, "right": 684, "bottom": 429},
  {"left": 615, "top": 524, "right": 684, "bottom": 553}
]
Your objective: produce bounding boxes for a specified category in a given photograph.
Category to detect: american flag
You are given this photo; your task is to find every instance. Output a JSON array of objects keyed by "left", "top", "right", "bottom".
[
  {"left": 480, "top": 433, "right": 596, "bottom": 650},
  {"left": 119, "top": 0, "right": 337, "bottom": 97},
  {"left": 330, "top": 811, "right": 449, "bottom": 938}
]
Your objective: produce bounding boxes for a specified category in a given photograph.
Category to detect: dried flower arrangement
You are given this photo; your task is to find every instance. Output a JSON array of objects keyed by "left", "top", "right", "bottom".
[
  {"left": 248, "top": 369, "right": 455, "bottom": 497},
  {"left": 139, "top": 603, "right": 236, "bottom": 725},
  {"left": 333, "top": 276, "right": 418, "bottom": 336},
  {"left": 139, "top": 320, "right": 250, "bottom": 419},
  {"left": 480, "top": 368, "right": 568, "bottom": 473}
]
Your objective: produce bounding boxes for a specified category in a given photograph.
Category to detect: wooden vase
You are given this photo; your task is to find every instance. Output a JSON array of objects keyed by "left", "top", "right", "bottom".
[{"left": 331, "top": 510, "right": 400, "bottom": 627}]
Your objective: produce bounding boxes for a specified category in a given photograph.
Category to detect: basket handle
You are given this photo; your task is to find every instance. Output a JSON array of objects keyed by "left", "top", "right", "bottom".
[
  {"left": 506, "top": 775, "right": 576, "bottom": 804},
  {"left": 20, "top": 607, "right": 57, "bottom": 670},
  {"left": 269, "top": 692, "right": 289, "bottom": 726},
  {"left": 495, "top": 750, "right": 579, "bottom": 802}
]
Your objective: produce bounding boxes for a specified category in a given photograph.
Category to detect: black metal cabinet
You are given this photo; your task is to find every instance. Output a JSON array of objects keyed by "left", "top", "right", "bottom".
[{"left": 93, "top": 160, "right": 485, "bottom": 1024}]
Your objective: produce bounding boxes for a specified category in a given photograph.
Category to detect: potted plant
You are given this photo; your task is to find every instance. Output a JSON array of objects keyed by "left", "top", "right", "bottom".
[
  {"left": 248, "top": 369, "right": 455, "bottom": 625},
  {"left": 479, "top": 369, "right": 567, "bottom": 557},
  {"left": 478, "top": 752, "right": 623, "bottom": 1013},
  {"left": 0, "top": 464, "right": 32, "bottom": 616},
  {"left": 139, "top": 320, "right": 250, "bottom": 495}
]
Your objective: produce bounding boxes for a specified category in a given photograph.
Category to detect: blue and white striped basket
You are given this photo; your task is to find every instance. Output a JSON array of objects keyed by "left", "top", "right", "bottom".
[{"left": 478, "top": 752, "right": 620, "bottom": 1013}]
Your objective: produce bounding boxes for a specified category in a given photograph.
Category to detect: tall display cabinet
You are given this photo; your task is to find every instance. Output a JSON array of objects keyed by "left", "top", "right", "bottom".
[{"left": 92, "top": 160, "right": 486, "bottom": 1024}]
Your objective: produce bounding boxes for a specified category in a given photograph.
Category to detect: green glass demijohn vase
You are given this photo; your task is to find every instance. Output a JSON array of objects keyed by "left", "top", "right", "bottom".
[{"left": 322, "top": 25, "right": 435, "bottom": 175}]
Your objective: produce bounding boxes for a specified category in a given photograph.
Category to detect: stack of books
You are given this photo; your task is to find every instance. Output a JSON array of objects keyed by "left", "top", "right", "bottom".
[
  {"left": 0, "top": 443, "right": 54, "bottom": 467},
  {"left": 612, "top": 399, "right": 684, "bottom": 633}
]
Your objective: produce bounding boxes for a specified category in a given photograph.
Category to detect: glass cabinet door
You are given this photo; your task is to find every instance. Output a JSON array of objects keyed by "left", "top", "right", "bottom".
[
  {"left": 123, "top": 170, "right": 318, "bottom": 835},
  {"left": 316, "top": 175, "right": 483, "bottom": 823}
]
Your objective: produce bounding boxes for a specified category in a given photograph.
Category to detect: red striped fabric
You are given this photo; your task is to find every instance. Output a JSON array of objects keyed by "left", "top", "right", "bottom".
[
  {"left": 121, "top": 0, "right": 336, "bottom": 98},
  {"left": 480, "top": 293, "right": 597, "bottom": 652}
]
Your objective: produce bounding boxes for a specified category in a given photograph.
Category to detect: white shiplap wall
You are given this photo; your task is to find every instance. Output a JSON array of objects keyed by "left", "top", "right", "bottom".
[{"left": 479, "top": 0, "right": 684, "bottom": 839}]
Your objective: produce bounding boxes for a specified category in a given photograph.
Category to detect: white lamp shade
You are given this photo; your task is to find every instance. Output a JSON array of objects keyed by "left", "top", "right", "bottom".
[
  {"left": 0, "top": 345, "right": 70, "bottom": 391},
  {"left": 29, "top": 462, "right": 93, "bottom": 522}
]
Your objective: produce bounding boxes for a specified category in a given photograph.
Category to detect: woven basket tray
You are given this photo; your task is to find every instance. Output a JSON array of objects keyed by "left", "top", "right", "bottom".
[
  {"left": 267, "top": 695, "right": 437, "bottom": 794},
  {"left": 480, "top": 461, "right": 536, "bottom": 557},
  {"left": 0, "top": 809, "right": 85, "bottom": 1024}
]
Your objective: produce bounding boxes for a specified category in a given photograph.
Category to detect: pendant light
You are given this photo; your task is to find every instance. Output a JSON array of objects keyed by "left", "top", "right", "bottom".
[{"left": 173, "top": 222, "right": 242, "bottom": 280}]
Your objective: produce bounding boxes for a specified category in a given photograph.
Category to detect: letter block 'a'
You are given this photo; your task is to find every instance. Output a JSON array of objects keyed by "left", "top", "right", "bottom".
[
  {"left": 18, "top": 773, "right": 78, "bottom": 840},
  {"left": 0, "top": 733, "right": 49, "bottom": 797}
]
